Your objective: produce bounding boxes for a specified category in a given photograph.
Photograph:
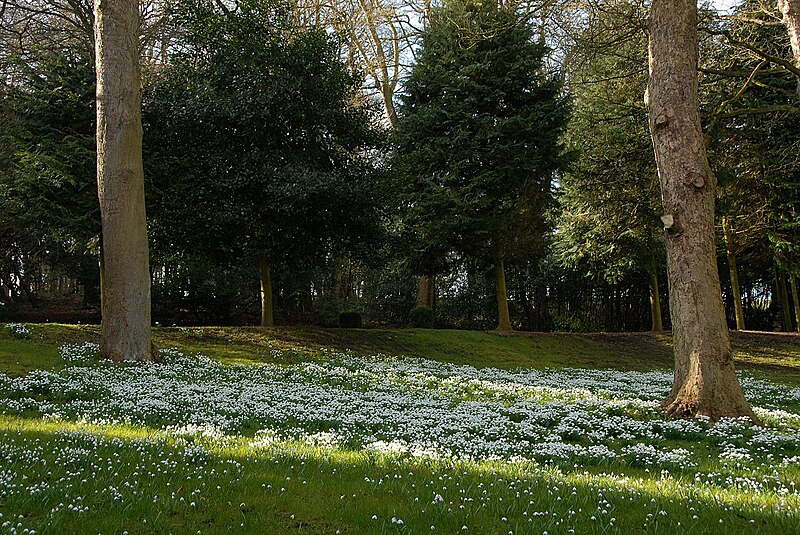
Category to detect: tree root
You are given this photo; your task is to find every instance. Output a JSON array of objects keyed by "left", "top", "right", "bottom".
[{"left": 662, "top": 396, "right": 763, "bottom": 426}]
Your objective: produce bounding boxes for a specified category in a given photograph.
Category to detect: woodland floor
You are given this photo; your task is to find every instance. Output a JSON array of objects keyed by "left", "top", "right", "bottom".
[{"left": 0, "top": 323, "right": 799, "bottom": 534}]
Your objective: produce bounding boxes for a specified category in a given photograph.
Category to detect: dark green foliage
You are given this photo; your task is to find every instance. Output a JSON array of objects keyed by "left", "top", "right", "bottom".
[
  {"left": 151, "top": 256, "right": 255, "bottom": 326},
  {"left": 0, "top": 50, "right": 100, "bottom": 307},
  {"left": 314, "top": 259, "right": 417, "bottom": 327},
  {"left": 145, "top": 0, "right": 387, "bottom": 276},
  {"left": 0, "top": 51, "right": 98, "bottom": 241},
  {"left": 3, "top": 0, "right": 796, "bottom": 335},
  {"left": 704, "top": 0, "right": 800, "bottom": 276},
  {"left": 409, "top": 306, "right": 434, "bottom": 328},
  {"left": 338, "top": 310, "right": 362, "bottom": 328},
  {"left": 432, "top": 259, "right": 497, "bottom": 330},
  {"left": 394, "top": 1, "right": 570, "bottom": 270},
  {"left": 699, "top": 0, "right": 800, "bottom": 329},
  {"left": 555, "top": 2, "right": 663, "bottom": 284}
]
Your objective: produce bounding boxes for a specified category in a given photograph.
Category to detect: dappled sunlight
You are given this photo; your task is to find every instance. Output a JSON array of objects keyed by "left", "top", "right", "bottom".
[
  {"left": 1, "top": 412, "right": 799, "bottom": 533},
  {"left": 1, "top": 343, "right": 800, "bottom": 532},
  {"left": 3, "top": 344, "right": 800, "bottom": 462}
]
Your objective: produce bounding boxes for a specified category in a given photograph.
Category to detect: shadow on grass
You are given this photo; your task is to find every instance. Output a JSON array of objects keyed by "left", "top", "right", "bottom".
[
  {"left": 0, "top": 415, "right": 797, "bottom": 534},
  {"left": 3, "top": 323, "right": 800, "bottom": 385}
]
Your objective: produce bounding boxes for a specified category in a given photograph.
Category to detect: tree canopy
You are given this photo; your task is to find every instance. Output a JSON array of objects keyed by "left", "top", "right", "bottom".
[
  {"left": 1, "top": 0, "right": 797, "bottom": 335},
  {"left": 394, "top": 0, "right": 569, "bottom": 329}
]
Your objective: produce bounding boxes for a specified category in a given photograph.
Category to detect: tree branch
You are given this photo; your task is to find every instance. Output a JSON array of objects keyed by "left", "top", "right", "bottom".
[{"left": 705, "top": 27, "right": 800, "bottom": 80}]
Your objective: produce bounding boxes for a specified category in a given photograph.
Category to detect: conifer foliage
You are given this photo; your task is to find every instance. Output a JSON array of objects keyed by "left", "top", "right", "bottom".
[{"left": 395, "top": 0, "right": 569, "bottom": 331}]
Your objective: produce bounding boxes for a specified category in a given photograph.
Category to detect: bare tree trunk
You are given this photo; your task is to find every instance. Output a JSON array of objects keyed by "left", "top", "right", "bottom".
[
  {"left": 355, "top": 0, "right": 399, "bottom": 126},
  {"left": 776, "top": 266, "right": 795, "bottom": 331},
  {"left": 12, "top": 267, "right": 36, "bottom": 308},
  {"left": 791, "top": 274, "right": 800, "bottom": 332},
  {"left": 649, "top": 271, "right": 664, "bottom": 332},
  {"left": 95, "top": 0, "right": 153, "bottom": 362},
  {"left": 98, "top": 242, "right": 105, "bottom": 308},
  {"left": 415, "top": 275, "right": 435, "bottom": 308},
  {"left": 416, "top": 276, "right": 431, "bottom": 307},
  {"left": 418, "top": 274, "right": 435, "bottom": 307},
  {"left": 494, "top": 258, "right": 512, "bottom": 332},
  {"left": 778, "top": 0, "right": 800, "bottom": 96},
  {"left": 723, "top": 217, "right": 746, "bottom": 330},
  {"left": 259, "top": 257, "right": 274, "bottom": 328},
  {"left": 646, "top": 0, "right": 756, "bottom": 421}
]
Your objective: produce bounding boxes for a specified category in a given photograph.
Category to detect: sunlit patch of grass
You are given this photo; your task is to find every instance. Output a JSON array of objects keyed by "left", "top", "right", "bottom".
[
  {"left": 1, "top": 324, "right": 799, "bottom": 533},
  {"left": 3, "top": 323, "right": 800, "bottom": 382},
  {"left": 154, "top": 326, "right": 318, "bottom": 365},
  {"left": 729, "top": 332, "right": 800, "bottom": 386},
  {"left": 0, "top": 415, "right": 798, "bottom": 534},
  {"left": 0, "top": 336, "right": 62, "bottom": 376}
]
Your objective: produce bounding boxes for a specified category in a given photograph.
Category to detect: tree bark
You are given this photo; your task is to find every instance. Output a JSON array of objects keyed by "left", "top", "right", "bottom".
[
  {"left": 355, "top": 0, "right": 399, "bottom": 126},
  {"left": 791, "top": 274, "right": 800, "bottom": 333},
  {"left": 98, "top": 242, "right": 105, "bottom": 310},
  {"left": 778, "top": 0, "right": 800, "bottom": 96},
  {"left": 416, "top": 276, "right": 429, "bottom": 307},
  {"left": 494, "top": 258, "right": 512, "bottom": 332},
  {"left": 95, "top": 0, "right": 153, "bottom": 362},
  {"left": 646, "top": 0, "right": 756, "bottom": 421},
  {"left": 416, "top": 275, "right": 435, "bottom": 308},
  {"left": 649, "top": 271, "right": 664, "bottom": 332},
  {"left": 776, "top": 266, "right": 794, "bottom": 331},
  {"left": 259, "top": 257, "right": 274, "bottom": 328},
  {"left": 12, "top": 267, "right": 37, "bottom": 308},
  {"left": 722, "top": 217, "right": 746, "bottom": 330}
]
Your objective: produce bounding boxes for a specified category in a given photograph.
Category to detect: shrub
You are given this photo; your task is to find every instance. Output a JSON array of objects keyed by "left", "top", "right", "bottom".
[
  {"left": 409, "top": 306, "right": 435, "bottom": 328},
  {"left": 552, "top": 314, "right": 600, "bottom": 333},
  {"left": 338, "top": 310, "right": 362, "bottom": 328}
]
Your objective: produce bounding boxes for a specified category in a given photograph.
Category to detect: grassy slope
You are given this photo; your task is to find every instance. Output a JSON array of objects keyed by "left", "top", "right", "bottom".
[
  {"left": 2, "top": 323, "right": 799, "bottom": 382},
  {"left": 0, "top": 335, "right": 62, "bottom": 375},
  {"left": 1, "top": 323, "right": 800, "bottom": 534},
  {"left": 3, "top": 415, "right": 796, "bottom": 535}
]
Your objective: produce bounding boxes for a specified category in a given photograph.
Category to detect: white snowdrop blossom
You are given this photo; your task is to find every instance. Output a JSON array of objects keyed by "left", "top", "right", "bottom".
[{"left": 0, "top": 348, "right": 798, "bottom": 469}]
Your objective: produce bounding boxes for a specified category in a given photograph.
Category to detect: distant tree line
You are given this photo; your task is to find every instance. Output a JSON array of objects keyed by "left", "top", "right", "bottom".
[{"left": 0, "top": 0, "right": 798, "bottom": 335}]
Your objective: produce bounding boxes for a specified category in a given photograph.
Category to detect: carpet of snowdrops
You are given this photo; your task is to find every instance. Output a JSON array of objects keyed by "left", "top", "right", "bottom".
[{"left": 1, "top": 328, "right": 800, "bottom": 533}]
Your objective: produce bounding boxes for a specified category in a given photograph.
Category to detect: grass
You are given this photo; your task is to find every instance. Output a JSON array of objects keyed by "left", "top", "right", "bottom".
[
  {"left": 0, "top": 333, "right": 62, "bottom": 375},
  {"left": 1, "top": 322, "right": 799, "bottom": 534},
  {"left": 2, "top": 322, "right": 799, "bottom": 381},
  {"left": 2, "top": 415, "right": 796, "bottom": 535}
]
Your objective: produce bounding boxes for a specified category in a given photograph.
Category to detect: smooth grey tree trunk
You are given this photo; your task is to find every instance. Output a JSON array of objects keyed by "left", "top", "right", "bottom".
[
  {"left": 94, "top": 0, "right": 152, "bottom": 362},
  {"left": 646, "top": 0, "right": 756, "bottom": 421}
]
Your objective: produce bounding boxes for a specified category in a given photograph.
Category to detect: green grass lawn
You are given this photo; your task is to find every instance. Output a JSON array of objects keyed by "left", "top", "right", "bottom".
[
  {"left": 3, "top": 322, "right": 800, "bottom": 381},
  {"left": 3, "top": 415, "right": 796, "bottom": 535},
  {"left": 1, "top": 322, "right": 799, "bottom": 534}
]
